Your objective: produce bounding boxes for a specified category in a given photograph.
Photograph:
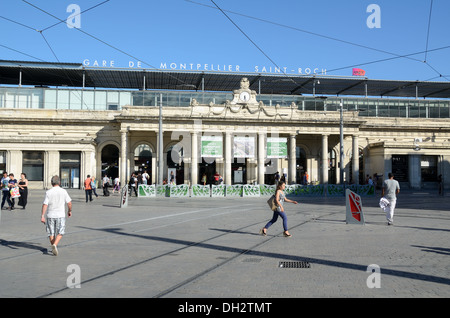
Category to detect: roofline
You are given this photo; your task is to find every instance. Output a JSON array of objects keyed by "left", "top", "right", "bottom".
[{"left": 1, "top": 59, "right": 449, "bottom": 98}]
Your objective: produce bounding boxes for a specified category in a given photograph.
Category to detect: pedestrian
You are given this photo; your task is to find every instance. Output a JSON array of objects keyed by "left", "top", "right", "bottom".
[
  {"left": 113, "top": 176, "right": 120, "bottom": 193},
  {"left": 302, "top": 171, "right": 309, "bottom": 185},
  {"left": 213, "top": 171, "right": 220, "bottom": 185},
  {"left": 381, "top": 172, "right": 400, "bottom": 225},
  {"left": 8, "top": 173, "right": 18, "bottom": 210},
  {"left": 84, "top": 175, "right": 93, "bottom": 202},
  {"left": 102, "top": 174, "right": 110, "bottom": 196},
  {"left": 169, "top": 171, "right": 175, "bottom": 185},
  {"left": 142, "top": 170, "right": 149, "bottom": 184},
  {"left": 40, "top": 176, "right": 72, "bottom": 256},
  {"left": 18, "top": 173, "right": 28, "bottom": 209},
  {"left": 1, "top": 171, "right": 12, "bottom": 210},
  {"left": 91, "top": 176, "right": 99, "bottom": 198},
  {"left": 274, "top": 171, "right": 280, "bottom": 185},
  {"left": 129, "top": 173, "right": 137, "bottom": 196},
  {"left": 201, "top": 173, "right": 207, "bottom": 186},
  {"left": 260, "top": 181, "right": 298, "bottom": 237}
]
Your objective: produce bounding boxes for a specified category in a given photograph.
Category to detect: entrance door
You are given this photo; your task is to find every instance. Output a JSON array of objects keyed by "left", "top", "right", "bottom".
[
  {"left": 60, "top": 152, "right": 81, "bottom": 189},
  {"left": 198, "top": 158, "right": 216, "bottom": 185},
  {"left": 232, "top": 158, "right": 247, "bottom": 184},
  {"left": 61, "top": 167, "right": 80, "bottom": 189}
]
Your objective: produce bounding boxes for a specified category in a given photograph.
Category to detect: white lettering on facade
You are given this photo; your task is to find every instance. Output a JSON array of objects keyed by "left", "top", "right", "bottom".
[{"left": 83, "top": 59, "right": 326, "bottom": 75}]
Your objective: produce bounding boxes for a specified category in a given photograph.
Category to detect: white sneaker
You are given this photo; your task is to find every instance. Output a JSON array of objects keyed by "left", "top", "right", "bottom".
[{"left": 51, "top": 244, "right": 58, "bottom": 256}]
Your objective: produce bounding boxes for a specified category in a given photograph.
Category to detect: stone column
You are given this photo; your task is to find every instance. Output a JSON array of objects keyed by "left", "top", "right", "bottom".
[
  {"left": 289, "top": 133, "right": 296, "bottom": 184},
  {"left": 258, "top": 132, "right": 265, "bottom": 184},
  {"left": 225, "top": 131, "right": 232, "bottom": 185},
  {"left": 352, "top": 134, "right": 359, "bottom": 185},
  {"left": 157, "top": 131, "right": 164, "bottom": 185},
  {"left": 321, "top": 134, "right": 328, "bottom": 184},
  {"left": 191, "top": 131, "right": 198, "bottom": 185},
  {"left": 120, "top": 129, "right": 128, "bottom": 188},
  {"left": 44, "top": 151, "right": 59, "bottom": 189}
]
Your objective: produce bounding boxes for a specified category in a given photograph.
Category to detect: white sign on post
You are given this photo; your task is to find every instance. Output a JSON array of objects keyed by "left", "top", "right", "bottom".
[{"left": 120, "top": 185, "right": 128, "bottom": 208}]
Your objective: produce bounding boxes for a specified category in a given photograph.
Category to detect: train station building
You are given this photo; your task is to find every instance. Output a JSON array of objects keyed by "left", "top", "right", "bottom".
[{"left": 0, "top": 60, "right": 449, "bottom": 190}]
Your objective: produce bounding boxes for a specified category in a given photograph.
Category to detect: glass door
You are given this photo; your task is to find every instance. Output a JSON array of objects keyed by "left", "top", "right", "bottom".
[{"left": 60, "top": 152, "right": 81, "bottom": 189}]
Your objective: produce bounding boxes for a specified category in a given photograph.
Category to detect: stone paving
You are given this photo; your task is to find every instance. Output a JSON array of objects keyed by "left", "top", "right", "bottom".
[{"left": 0, "top": 187, "right": 449, "bottom": 298}]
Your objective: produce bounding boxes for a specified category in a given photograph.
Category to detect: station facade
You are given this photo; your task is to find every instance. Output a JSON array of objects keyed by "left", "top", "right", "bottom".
[{"left": 1, "top": 61, "right": 449, "bottom": 190}]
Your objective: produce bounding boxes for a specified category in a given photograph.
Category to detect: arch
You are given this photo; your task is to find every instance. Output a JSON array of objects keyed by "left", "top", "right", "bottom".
[
  {"left": 133, "top": 142, "right": 153, "bottom": 177},
  {"left": 328, "top": 147, "right": 337, "bottom": 184},
  {"left": 101, "top": 143, "right": 119, "bottom": 180},
  {"left": 131, "top": 141, "right": 156, "bottom": 155}
]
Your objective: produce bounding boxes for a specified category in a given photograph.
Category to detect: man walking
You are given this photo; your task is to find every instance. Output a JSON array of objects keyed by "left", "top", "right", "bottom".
[
  {"left": 84, "top": 175, "right": 93, "bottom": 202},
  {"left": 1, "top": 172, "right": 12, "bottom": 210},
  {"left": 381, "top": 172, "right": 400, "bottom": 225},
  {"left": 40, "top": 176, "right": 72, "bottom": 256}
]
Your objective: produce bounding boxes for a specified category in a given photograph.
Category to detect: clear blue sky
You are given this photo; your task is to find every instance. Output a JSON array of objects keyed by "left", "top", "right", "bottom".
[{"left": 1, "top": 0, "right": 449, "bottom": 81}]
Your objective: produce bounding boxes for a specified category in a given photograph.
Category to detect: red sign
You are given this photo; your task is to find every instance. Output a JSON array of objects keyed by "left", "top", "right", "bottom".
[{"left": 348, "top": 191, "right": 362, "bottom": 221}]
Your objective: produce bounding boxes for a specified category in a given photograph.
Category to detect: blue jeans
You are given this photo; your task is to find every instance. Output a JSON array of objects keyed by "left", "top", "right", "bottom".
[
  {"left": 265, "top": 209, "right": 288, "bottom": 231},
  {"left": 1, "top": 190, "right": 12, "bottom": 208}
]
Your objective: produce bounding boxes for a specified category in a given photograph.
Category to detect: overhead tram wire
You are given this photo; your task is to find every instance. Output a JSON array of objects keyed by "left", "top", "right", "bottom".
[
  {"left": 325, "top": 44, "right": 450, "bottom": 81},
  {"left": 4, "top": 11, "right": 97, "bottom": 110},
  {"left": 21, "top": 0, "right": 196, "bottom": 90},
  {"left": 424, "top": 0, "right": 434, "bottom": 63},
  {"left": 187, "top": 0, "right": 423, "bottom": 64},
  {"left": 420, "top": 0, "right": 449, "bottom": 82},
  {"left": 209, "top": 0, "right": 314, "bottom": 95},
  {"left": 40, "top": 0, "right": 110, "bottom": 32},
  {"left": 0, "top": 43, "right": 46, "bottom": 62},
  {"left": 210, "top": 0, "right": 284, "bottom": 75},
  {"left": 194, "top": 0, "right": 449, "bottom": 83}
]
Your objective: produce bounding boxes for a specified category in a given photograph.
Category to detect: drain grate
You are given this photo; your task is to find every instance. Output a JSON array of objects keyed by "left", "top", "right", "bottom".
[{"left": 279, "top": 261, "right": 311, "bottom": 268}]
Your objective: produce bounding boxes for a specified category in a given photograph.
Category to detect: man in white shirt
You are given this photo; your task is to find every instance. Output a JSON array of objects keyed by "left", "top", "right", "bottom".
[
  {"left": 40, "top": 175, "right": 72, "bottom": 256},
  {"left": 382, "top": 172, "right": 400, "bottom": 225}
]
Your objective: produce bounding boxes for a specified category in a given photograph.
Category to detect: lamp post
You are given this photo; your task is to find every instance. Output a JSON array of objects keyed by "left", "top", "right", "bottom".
[
  {"left": 340, "top": 99, "right": 345, "bottom": 185},
  {"left": 158, "top": 93, "right": 163, "bottom": 185}
]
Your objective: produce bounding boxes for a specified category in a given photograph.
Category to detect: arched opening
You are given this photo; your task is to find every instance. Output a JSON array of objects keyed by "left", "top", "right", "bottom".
[
  {"left": 134, "top": 144, "right": 152, "bottom": 180},
  {"left": 101, "top": 144, "right": 119, "bottom": 180}
]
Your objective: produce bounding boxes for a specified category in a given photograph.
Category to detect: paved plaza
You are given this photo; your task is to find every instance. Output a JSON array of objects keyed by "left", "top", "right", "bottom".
[{"left": 0, "top": 187, "right": 449, "bottom": 299}]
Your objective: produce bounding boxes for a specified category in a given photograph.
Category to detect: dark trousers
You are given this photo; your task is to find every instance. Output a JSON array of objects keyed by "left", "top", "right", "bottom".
[
  {"left": 1, "top": 190, "right": 12, "bottom": 208},
  {"left": 85, "top": 189, "right": 92, "bottom": 202}
]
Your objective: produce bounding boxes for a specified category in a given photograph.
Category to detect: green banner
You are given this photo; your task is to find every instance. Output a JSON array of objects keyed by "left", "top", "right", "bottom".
[
  {"left": 201, "top": 136, "right": 223, "bottom": 158},
  {"left": 267, "top": 137, "right": 287, "bottom": 158}
]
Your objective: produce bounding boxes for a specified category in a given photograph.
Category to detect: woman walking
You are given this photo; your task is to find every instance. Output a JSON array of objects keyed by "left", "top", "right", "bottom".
[
  {"left": 18, "top": 173, "right": 28, "bottom": 209},
  {"left": 260, "top": 181, "right": 298, "bottom": 237}
]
